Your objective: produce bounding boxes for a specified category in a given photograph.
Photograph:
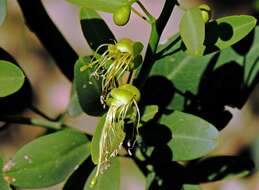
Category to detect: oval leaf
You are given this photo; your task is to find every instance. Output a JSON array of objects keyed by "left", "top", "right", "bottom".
[
  {"left": 160, "top": 111, "right": 219, "bottom": 161},
  {"left": 4, "top": 129, "right": 90, "bottom": 188},
  {"left": 67, "top": 0, "right": 129, "bottom": 13},
  {"left": 75, "top": 56, "right": 105, "bottom": 116},
  {"left": 0, "top": 157, "right": 11, "bottom": 190},
  {"left": 84, "top": 157, "right": 120, "bottom": 190},
  {"left": 180, "top": 7, "right": 205, "bottom": 56},
  {"left": 80, "top": 8, "right": 116, "bottom": 51},
  {"left": 0, "top": 0, "right": 7, "bottom": 26},
  {"left": 206, "top": 15, "right": 257, "bottom": 51},
  {"left": 0, "top": 60, "right": 25, "bottom": 97}
]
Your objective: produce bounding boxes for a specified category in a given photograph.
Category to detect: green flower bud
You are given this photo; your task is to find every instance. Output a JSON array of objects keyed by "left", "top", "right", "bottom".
[
  {"left": 109, "top": 88, "right": 133, "bottom": 106},
  {"left": 119, "top": 84, "right": 141, "bottom": 102},
  {"left": 199, "top": 4, "right": 211, "bottom": 23},
  {"left": 116, "top": 38, "right": 134, "bottom": 54},
  {"left": 113, "top": 5, "right": 131, "bottom": 26},
  {"left": 107, "top": 84, "right": 140, "bottom": 107}
]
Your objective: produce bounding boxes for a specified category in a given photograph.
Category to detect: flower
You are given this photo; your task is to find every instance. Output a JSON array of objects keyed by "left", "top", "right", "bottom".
[
  {"left": 80, "top": 39, "right": 143, "bottom": 102},
  {"left": 91, "top": 84, "right": 141, "bottom": 187}
]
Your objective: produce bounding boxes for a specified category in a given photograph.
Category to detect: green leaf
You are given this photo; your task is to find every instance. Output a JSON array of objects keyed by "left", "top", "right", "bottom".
[
  {"left": 0, "top": 157, "right": 11, "bottom": 190},
  {"left": 145, "top": 172, "right": 155, "bottom": 190},
  {"left": 244, "top": 26, "right": 259, "bottom": 87},
  {"left": 67, "top": 0, "right": 129, "bottom": 13},
  {"left": 152, "top": 44, "right": 215, "bottom": 110},
  {"left": 141, "top": 105, "right": 159, "bottom": 122},
  {"left": 74, "top": 56, "right": 105, "bottom": 116},
  {"left": 159, "top": 111, "right": 219, "bottom": 161},
  {"left": 91, "top": 115, "right": 106, "bottom": 164},
  {"left": 152, "top": 26, "right": 259, "bottom": 112},
  {"left": 206, "top": 15, "right": 257, "bottom": 52},
  {"left": 0, "top": 0, "right": 7, "bottom": 26},
  {"left": 152, "top": 31, "right": 250, "bottom": 111},
  {"left": 180, "top": 7, "right": 205, "bottom": 56},
  {"left": 84, "top": 157, "right": 120, "bottom": 190},
  {"left": 0, "top": 60, "right": 25, "bottom": 98},
  {"left": 80, "top": 8, "right": 116, "bottom": 51},
  {"left": 4, "top": 129, "right": 90, "bottom": 188},
  {"left": 67, "top": 82, "right": 83, "bottom": 117},
  {"left": 183, "top": 184, "right": 202, "bottom": 190}
]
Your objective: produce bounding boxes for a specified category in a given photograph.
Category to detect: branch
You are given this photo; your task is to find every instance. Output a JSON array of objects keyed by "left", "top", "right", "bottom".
[
  {"left": 17, "top": 0, "right": 78, "bottom": 80},
  {"left": 0, "top": 116, "right": 62, "bottom": 130},
  {"left": 157, "top": 0, "right": 178, "bottom": 36},
  {"left": 134, "top": 0, "right": 177, "bottom": 87}
]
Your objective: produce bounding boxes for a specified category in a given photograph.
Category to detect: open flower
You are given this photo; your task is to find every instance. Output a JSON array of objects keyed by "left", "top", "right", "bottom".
[
  {"left": 91, "top": 84, "right": 141, "bottom": 187},
  {"left": 80, "top": 39, "right": 143, "bottom": 103}
]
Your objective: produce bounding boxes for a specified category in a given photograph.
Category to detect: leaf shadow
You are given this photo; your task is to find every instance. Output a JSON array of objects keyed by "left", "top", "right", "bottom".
[
  {"left": 63, "top": 156, "right": 95, "bottom": 190},
  {"left": 138, "top": 28, "right": 259, "bottom": 189},
  {"left": 134, "top": 17, "right": 259, "bottom": 190},
  {"left": 185, "top": 60, "right": 243, "bottom": 130},
  {"left": 184, "top": 156, "right": 255, "bottom": 184},
  {"left": 139, "top": 118, "right": 185, "bottom": 190},
  {"left": 204, "top": 21, "right": 234, "bottom": 54},
  {"left": 185, "top": 28, "right": 258, "bottom": 130},
  {"left": 81, "top": 18, "right": 116, "bottom": 53}
]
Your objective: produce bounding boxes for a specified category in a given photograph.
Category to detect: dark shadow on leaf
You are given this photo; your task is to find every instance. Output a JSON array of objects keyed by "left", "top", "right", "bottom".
[
  {"left": 204, "top": 21, "right": 234, "bottom": 54},
  {"left": 148, "top": 145, "right": 185, "bottom": 190},
  {"left": 233, "top": 28, "right": 255, "bottom": 55},
  {"left": 140, "top": 123, "right": 171, "bottom": 147},
  {"left": 184, "top": 156, "right": 254, "bottom": 184},
  {"left": 186, "top": 61, "right": 243, "bottom": 130},
  {"left": 139, "top": 112, "right": 185, "bottom": 190},
  {"left": 81, "top": 18, "right": 116, "bottom": 53},
  {"left": 218, "top": 22, "right": 234, "bottom": 41},
  {"left": 141, "top": 76, "right": 175, "bottom": 111},
  {"left": 63, "top": 156, "right": 95, "bottom": 190}
]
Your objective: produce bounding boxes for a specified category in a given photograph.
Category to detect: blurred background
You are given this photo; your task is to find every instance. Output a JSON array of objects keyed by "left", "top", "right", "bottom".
[{"left": 0, "top": 0, "right": 259, "bottom": 189}]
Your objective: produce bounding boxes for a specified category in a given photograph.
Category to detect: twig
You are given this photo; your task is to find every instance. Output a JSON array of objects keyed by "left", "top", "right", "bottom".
[
  {"left": 134, "top": 0, "right": 177, "bottom": 87},
  {"left": 0, "top": 116, "right": 62, "bottom": 130}
]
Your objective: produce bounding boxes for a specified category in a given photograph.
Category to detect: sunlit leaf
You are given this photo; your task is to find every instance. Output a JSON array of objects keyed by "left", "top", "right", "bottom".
[
  {"left": 4, "top": 129, "right": 90, "bottom": 188},
  {"left": 0, "top": 60, "right": 25, "bottom": 97},
  {"left": 0, "top": 157, "right": 11, "bottom": 190},
  {"left": 141, "top": 105, "right": 159, "bottom": 122},
  {"left": 67, "top": 0, "right": 129, "bottom": 13},
  {"left": 67, "top": 82, "right": 83, "bottom": 117},
  {"left": 206, "top": 15, "right": 257, "bottom": 52},
  {"left": 180, "top": 7, "right": 205, "bottom": 55},
  {"left": 84, "top": 157, "right": 120, "bottom": 190},
  {"left": 160, "top": 111, "right": 219, "bottom": 161}
]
